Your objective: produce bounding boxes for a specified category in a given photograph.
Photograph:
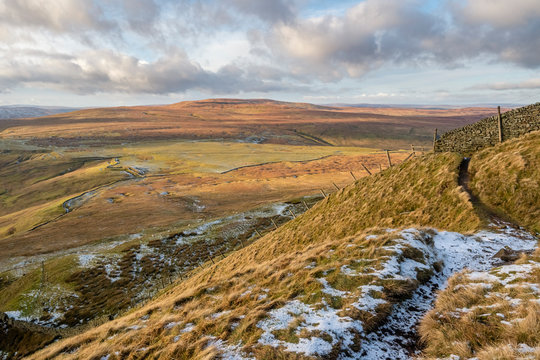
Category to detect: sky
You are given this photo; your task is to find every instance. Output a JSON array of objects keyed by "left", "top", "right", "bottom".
[{"left": 0, "top": 0, "right": 539, "bottom": 107}]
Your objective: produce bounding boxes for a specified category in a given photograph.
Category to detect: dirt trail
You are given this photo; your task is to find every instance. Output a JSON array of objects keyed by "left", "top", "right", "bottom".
[{"left": 458, "top": 157, "right": 509, "bottom": 224}]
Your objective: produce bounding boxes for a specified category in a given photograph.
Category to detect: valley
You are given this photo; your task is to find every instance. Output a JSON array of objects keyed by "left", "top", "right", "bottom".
[{"left": 0, "top": 99, "right": 537, "bottom": 359}]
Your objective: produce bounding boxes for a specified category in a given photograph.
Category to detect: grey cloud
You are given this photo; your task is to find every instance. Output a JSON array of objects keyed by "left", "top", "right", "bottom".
[
  {"left": 470, "top": 79, "right": 540, "bottom": 91},
  {"left": 0, "top": 48, "right": 294, "bottom": 95},
  {"left": 226, "top": 0, "right": 295, "bottom": 23},
  {"left": 449, "top": 0, "right": 540, "bottom": 28},
  {"left": 263, "top": 0, "right": 540, "bottom": 81},
  {"left": 264, "top": 0, "right": 440, "bottom": 79},
  {"left": 0, "top": 0, "right": 114, "bottom": 33}
]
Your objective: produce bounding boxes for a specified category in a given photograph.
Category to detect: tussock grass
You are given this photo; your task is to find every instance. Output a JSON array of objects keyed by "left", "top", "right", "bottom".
[
  {"left": 26, "top": 152, "right": 480, "bottom": 359},
  {"left": 419, "top": 248, "right": 540, "bottom": 359},
  {"left": 469, "top": 130, "right": 540, "bottom": 233}
]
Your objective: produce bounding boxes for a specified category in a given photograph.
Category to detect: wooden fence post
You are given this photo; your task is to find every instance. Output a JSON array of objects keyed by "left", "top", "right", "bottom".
[
  {"left": 433, "top": 128, "right": 438, "bottom": 151},
  {"left": 349, "top": 171, "right": 357, "bottom": 181},
  {"left": 403, "top": 152, "right": 414, "bottom": 162},
  {"left": 332, "top": 182, "right": 340, "bottom": 191},
  {"left": 361, "top": 163, "right": 372, "bottom": 175},
  {"left": 379, "top": 164, "right": 383, "bottom": 172},
  {"left": 289, "top": 209, "right": 296, "bottom": 219},
  {"left": 497, "top": 106, "right": 503, "bottom": 143},
  {"left": 320, "top": 189, "right": 327, "bottom": 198},
  {"left": 386, "top": 150, "right": 392, "bottom": 167},
  {"left": 302, "top": 200, "right": 310, "bottom": 211},
  {"left": 411, "top": 144, "right": 416, "bottom": 156}
]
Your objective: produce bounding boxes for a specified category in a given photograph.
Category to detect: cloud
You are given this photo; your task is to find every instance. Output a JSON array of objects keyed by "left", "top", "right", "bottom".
[
  {"left": 0, "top": 48, "right": 294, "bottom": 95},
  {"left": 450, "top": 0, "right": 540, "bottom": 27},
  {"left": 1, "top": 0, "right": 539, "bottom": 98},
  {"left": 226, "top": 0, "right": 295, "bottom": 23},
  {"left": 263, "top": 0, "right": 442, "bottom": 79},
  {"left": 0, "top": 0, "right": 114, "bottom": 33},
  {"left": 259, "top": 0, "right": 540, "bottom": 81},
  {"left": 470, "top": 79, "right": 540, "bottom": 91}
]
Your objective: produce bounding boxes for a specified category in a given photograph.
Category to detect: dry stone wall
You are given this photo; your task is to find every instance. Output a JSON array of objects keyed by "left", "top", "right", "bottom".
[{"left": 435, "top": 102, "right": 540, "bottom": 154}]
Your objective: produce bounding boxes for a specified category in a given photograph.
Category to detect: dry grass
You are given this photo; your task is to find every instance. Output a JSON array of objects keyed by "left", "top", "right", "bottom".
[
  {"left": 469, "top": 130, "right": 540, "bottom": 233},
  {"left": 25, "top": 152, "right": 481, "bottom": 359},
  {"left": 0, "top": 141, "right": 405, "bottom": 262},
  {"left": 0, "top": 99, "right": 497, "bottom": 149},
  {"left": 419, "top": 248, "right": 540, "bottom": 359},
  {"left": 26, "top": 229, "right": 436, "bottom": 360}
]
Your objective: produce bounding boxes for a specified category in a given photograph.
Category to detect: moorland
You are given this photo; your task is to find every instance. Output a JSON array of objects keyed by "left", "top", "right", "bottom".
[{"left": 0, "top": 99, "right": 507, "bottom": 358}]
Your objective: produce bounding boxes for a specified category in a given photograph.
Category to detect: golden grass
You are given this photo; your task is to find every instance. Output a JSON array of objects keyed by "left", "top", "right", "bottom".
[
  {"left": 469, "top": 130, "right": 540, "bottom": 233},
  {"left": 419, "top": 248, "right": 540, "bottom": 359},
  {"left": 0, "top": 142, "right": 401, "bottom": 262},
  {"left": 25, "top": 152, "right": 481, "bottom": 359},
  {"left": 0, "top": 99, "right": 497, "bottom": 149}
]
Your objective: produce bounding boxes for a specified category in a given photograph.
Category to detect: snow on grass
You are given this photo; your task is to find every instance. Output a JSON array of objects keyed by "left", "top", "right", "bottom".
[
  {"left": 78, "top": 254, "right": 97, "bottom": 268},
  {"left": 254, "top": 225, "right": 536, "bottom": 359},
  {"left": 206, "top": 337, "right": 255, "bottom": 360},
  {"left": 318, "top": 278, "right": 347, "bottom": 296},
  {"left": 356, "top": 225, "right": 537, "bottom": 359},
  {"left": 257, "top": 300, "right": 363, "bottom": 356},
  {"left": 257, "top": 229, "right": 440, "bottom": 357},
  {"left": 180, "top": 323, "right": 195, "bottom": 333},
  {"left": 4, "top": 310, "right": 31, "bottom": 322},
  {"left": 351, "top": 285, "right": 386, "bottom": 314}
]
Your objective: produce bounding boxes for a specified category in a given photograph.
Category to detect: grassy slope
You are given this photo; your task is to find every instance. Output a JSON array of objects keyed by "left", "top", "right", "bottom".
[
  {"left": 469, "top": 130, "right": 540, "bottom": 234},
  {"left": 419, "top": 248, "right": 540, "bottom": 360},
  {"left": 27, "top": 152, "right": 482, "bottom": 359},
  {"left": 419, "top": 131, "right": 540, "bottom": 359}
]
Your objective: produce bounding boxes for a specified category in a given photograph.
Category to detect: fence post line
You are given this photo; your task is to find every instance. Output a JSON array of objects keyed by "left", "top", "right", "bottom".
[
  {"left": 386, "top": 150, "right": 392, "bottom": 167},
  {"left": 361, "top": 163, "right": 372, "bottom": 175},
  {"left": 349, "top": 171, "right": 357, "bottom": 181},
  {"left": 332, "top": 182, "right": 340, "bottom": 191},
  {"left": 497, "top": 106, "right": 503, "bottom": 143},
  {"left": 433, "top": 128, "right": 438, "bottom": 152}
]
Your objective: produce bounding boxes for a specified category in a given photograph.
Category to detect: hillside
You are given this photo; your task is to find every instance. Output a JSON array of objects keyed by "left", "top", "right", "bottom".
[
  {"left": 419, "top": 131, "right": 540, "bottom": 359},
  {"left": 0, "top": 106, "right": 80, "bottom": 120},
  {"left": 0, "top": 103, "right": 537, "bottom": 359},
  {"left": 0, "top": 99, "right": 498, "bottom": 149},
  {"left": 22, "top": 140, "right": 539, "bottom": 359},
  {"left": 469, "top": 131, "right": 540, "bottom": 233}
]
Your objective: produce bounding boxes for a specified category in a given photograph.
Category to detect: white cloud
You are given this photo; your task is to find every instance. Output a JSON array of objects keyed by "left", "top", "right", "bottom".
[
  {"left": 0, "top": 0, "right": 539, "bottom": 101},
  {"left": 470, "top": 78, "right": 540, "bottom": 91},
  {"left": 451, "top": 0, "right": 540, "bottom": 27}
]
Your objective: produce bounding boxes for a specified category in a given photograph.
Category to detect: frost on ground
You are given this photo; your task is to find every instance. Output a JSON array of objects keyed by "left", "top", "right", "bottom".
[
  {"left": 420, "top": 251, "right": 540, "bottom": 359},
  {"left": 257, "top": 229, "right": 440, "bottom": 357},
  {"left": 253, "top": 225, "right": 537, "bottom": 359}
]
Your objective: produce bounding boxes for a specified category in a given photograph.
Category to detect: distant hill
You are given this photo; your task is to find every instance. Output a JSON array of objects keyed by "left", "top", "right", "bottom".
[
  {"left": 0, "top": 105, "right": 82, "bottom": 119},
  {"left": 0, "top": 98, "right": 499, "bottom": 150}
]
